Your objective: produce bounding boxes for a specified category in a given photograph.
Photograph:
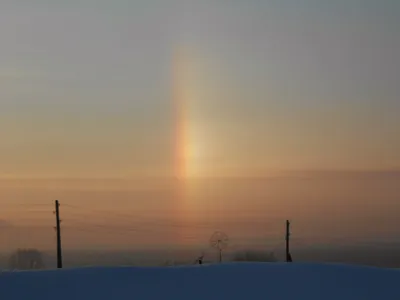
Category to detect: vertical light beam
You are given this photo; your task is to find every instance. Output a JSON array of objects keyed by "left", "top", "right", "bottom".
[{"left": 173, "top": 47, "right": 190, "bottom": 180}]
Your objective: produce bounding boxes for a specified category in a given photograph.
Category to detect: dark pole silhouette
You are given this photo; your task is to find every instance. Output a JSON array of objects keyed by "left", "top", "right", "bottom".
[
  {"left": 285, "top": 220, "right": 292, "bottom": 262},
  {"left": 55, "top": 200, "right": 63, "bottom": 268}
]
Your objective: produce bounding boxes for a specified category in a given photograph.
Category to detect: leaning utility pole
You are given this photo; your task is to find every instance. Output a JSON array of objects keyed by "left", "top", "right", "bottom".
[
  {"left": 55, "top": 200, "right": 63, "bottom": 268},
  {"left": 285, "top": 220, "right": 292, "bottom": 262}
]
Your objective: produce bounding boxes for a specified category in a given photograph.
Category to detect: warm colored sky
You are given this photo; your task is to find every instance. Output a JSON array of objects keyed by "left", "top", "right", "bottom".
[
  {"left": 1, "top": 0, "right": 399, "bottom": 179},
  {"left": 1, "top": 0, "right": 400, "bottom": 255},
  {"left": 2, "top": 1, "right": 400, "bottom": 255}
]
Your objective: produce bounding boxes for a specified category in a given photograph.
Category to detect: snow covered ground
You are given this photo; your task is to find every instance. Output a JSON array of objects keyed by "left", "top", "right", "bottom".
[{"left": 1, "top": 263, "right": 400, "bottom": 300}]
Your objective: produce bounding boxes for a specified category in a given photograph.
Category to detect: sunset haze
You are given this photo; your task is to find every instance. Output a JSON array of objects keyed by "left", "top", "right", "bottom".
[{"left": 1, "top": 0, "right": 399, "bottom": 255}]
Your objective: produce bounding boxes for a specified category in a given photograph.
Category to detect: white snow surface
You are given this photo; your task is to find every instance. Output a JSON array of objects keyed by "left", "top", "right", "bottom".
[{"left": 1, "top": 263, "right": 400, "bottom": 300}]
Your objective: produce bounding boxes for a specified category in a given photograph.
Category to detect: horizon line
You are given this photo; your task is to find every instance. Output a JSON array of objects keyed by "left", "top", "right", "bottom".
[{"left": 1, "top": 169, "right": 400, "bottom": 181}]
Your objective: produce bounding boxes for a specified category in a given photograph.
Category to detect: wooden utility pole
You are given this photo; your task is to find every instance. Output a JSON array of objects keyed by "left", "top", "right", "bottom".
[
  {"left": 285, "top": 220, "right": 292, "bottom": 262},
  {"left": 55, "top": 200, "right": 63, "bottom": 268}
]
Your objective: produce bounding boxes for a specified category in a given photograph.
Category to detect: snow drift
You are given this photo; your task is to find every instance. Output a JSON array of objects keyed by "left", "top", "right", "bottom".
[{"left": 1, "top": 263, "right": 399, "bottom": 300}]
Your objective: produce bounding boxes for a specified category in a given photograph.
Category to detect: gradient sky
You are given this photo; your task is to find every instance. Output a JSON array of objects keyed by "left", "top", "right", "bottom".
[
  {"left": 1, "top": 0, "right": 399, "bottom": 179},
  {"left": 1, "top": 1, "right": 400, "bottom": 252}
]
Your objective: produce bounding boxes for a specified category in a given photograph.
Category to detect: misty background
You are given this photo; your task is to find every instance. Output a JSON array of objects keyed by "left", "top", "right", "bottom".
[
  {"left": 1, "top": 1, "right": 400, "bottom": 268},
  {"left": 1, "top": 172, "right": 400, "bottom": 269}
]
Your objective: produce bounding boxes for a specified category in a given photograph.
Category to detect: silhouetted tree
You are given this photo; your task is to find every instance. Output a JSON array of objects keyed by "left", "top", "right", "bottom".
[{"left": 8, "top": 248, "right": 45, "bottom": 270}]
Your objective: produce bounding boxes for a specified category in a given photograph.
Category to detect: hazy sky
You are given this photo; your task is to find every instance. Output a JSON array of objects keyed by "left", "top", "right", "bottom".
[
  {"left": 1, "top": 2, "right": 400, "bottom": 254},
  {"left": 1, "top": 0, "right": 399, "bottom": 179}
]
